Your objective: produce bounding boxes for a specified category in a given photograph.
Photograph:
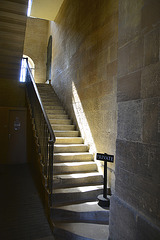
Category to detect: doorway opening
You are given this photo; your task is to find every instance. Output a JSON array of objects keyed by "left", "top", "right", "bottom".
[
  {"left": 19, "top": 55, "right": 35, "bottom": 82},
  {"left": 46, "top": 36, "right": 52, "bottom": 82}
]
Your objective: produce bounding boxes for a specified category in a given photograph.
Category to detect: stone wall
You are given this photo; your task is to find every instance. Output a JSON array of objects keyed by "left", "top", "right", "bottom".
[
  {"left": 49, "top": 0, "right": 118, "bottom": 191},
  {"left": 0, "top": 0, "right": 28, "bottom": 107},
  {"left": 0, "top": 0, "right": 28, "bottom": 163},
  {"left": 24, "top": 17, "right": 49, "bottom": 83},
  {"left": 109, "top": 0, "right": 160, "bottom": 239}
]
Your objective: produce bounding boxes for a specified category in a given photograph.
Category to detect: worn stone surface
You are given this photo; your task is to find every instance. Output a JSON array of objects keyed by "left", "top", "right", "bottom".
[
  {"left": 142, "top": 97, "right": 159, "bottom": 143},
  {"left": 115, "top": 142, "right": 160, "bottom": 223},
  {"left": 137, "top": 143, "right": 160, "bottom": 183},
  {"left": 141, "top": 0, "right": 160, "bottom": 32},
  {"left": 117, "top": 100, "right": 142, "bottom": 141},
  {"left": 118, "top": 0, "right": 143, "bottom": 47},
  {"left": 117, "top": 70, "right": 141, "bottom": 102},
  {"left": 144, "top": 27, "right": 159, "bottom": 66},
  {"left": 116, "top": 140, "right": 138, "bottom": 173},
  {"left": 118, "top": 37, "right": 144, "bottom": 77},
  {"left": 109, "top": 195, "right": 160, "bottom": 240},
  {"left": 141, "top": 61, "right": 160, "bottom": 99},
  {"left": 109, "top": 195, "right": 137, "bottom": 240},
  {"left": 136, "top": 214, "right": 160, "bottom": 240}
]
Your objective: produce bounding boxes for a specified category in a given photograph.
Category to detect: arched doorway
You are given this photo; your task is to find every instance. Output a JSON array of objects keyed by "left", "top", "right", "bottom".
[{"left": 46, "top": 36, "right": 52, "bottom": 82}]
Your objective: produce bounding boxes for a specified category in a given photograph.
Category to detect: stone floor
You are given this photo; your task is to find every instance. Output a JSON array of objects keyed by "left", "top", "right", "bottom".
[{"left": 0, "top": 163, "right": 55, "bottom": 240}]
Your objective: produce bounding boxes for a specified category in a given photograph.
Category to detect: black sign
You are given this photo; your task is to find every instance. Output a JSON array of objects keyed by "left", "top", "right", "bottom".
[{"left": 96, "top": 153, "right": 114, "bottom": 163}]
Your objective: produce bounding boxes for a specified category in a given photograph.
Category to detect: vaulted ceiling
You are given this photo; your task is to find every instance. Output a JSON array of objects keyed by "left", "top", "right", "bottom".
[{"left": 30, "top": 0, "right": 64, "bottom": 21}]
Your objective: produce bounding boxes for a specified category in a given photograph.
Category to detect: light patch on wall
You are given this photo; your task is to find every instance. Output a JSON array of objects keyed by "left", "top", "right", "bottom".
[
  {"left": 72, "top": 82, "right": 103, "bottom": 173},
  {"left": 72, "top": 82, "right": 96, "bottom": 153}
]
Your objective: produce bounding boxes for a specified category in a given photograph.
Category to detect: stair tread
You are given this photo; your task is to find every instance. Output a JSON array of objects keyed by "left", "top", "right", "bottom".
[
  {"left": 56, "top": 137, "right": 83, "bottom": 143},
  {"left": 51, "top": 119, "right": 71, "bottom": 123},
  {"left": 52, "top": 201, "right": 109, "bottom": 225},
  {"left": 49, "top": 115, "right": 68, "bottom": 118},
  {"left": 54, "top": 152, "right": 93, "bottom": 162},
  {"left": 54, "top": 172, "right": 102, "bottom": 179},
  {"left": 53, "top": 172, "right": 103, "bottom": 189},
  {"left": 54, "top": 222, "right": 109, "bottom": 240},
  {"left": 54, "top": 145, "right": 88, "bottom": 153},
  {"left": 54, "top": 162, "right": 96, "bottom": 167},
  {"left": 52, "top": 125, "right": 75, "bottom": 130},
  {"left": 53, "top": 201, "right": 108, "bottom": 212},
  {"left": 54, "top": 144, "right": 88, "bottom": 147},
  {"left": 52, "top": 124, "right": 75, "bottom": 126},
  {"left": 54, "top": 130, "right": 78, "bottom": 132},
  {"left": 49, "top": 115, "right": 69, "bottom": 119},
  {"left": 56, "top": 137, "right": 83, "bottom": 142},
  {"left": 54, "top": 152, "right": 92, "bottom": 156},
  {"left": 46, "top": 107, "right": 63, "bottom": 109},
  {"left": 56, "top": 137, "right": 82, "bottom": 139},
  {"left": 53, "top": 185, "right": 103, "bottom": 194}
]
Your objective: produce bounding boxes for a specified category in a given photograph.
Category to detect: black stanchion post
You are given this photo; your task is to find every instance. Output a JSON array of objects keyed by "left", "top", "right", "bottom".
[
  {"left": 103, "top": 161, "right": 107, "bottom": 199},
  {"left": 96, "top": 153, "right": 114, "bottom": 208}
]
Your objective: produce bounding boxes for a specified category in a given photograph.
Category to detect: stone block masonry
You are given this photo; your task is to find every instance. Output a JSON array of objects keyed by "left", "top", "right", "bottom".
[
  {"left": 49, "top": 0, "right": 118, "bottom": 193},
  {"left": 109, "top": 0, "right": 160, "bottom": 239}
]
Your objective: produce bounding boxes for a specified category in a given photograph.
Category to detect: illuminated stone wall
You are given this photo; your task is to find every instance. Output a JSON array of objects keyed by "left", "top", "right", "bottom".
[
  {"left": 49, "top": 0, "right": 118, "bottom": 192},
  {"left": 24, "top": 17, "right": 49, "bottom": 83}
]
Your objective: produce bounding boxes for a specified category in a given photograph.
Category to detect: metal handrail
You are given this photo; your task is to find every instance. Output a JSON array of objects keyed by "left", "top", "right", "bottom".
[{"left": 24, "top": 58, "right": 55, "bottom": 205}]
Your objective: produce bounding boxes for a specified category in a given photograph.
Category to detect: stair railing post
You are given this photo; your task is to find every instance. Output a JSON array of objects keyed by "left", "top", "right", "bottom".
[
  {"left": 48, "top": 138, "right": 54, "bottom": 206},
  {"left": 25, "top": 58, "right": 55, "bottom": 208}
]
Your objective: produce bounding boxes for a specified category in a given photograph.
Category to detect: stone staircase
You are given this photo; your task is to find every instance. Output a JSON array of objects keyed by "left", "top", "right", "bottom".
[{"left": 36, "top": 83, "right": 109, "bottom": 240}]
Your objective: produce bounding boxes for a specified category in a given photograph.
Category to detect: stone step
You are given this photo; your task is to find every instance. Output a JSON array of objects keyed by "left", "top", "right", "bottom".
[
  {"left": 50, "top": 119, "right": 72, "bottom": 125},
  {"left": 41, "top": 93, "right": 58, "bottom": 97},
  {"left": 38, "top": 89, "right": 55, "bottom": 93},
  {"left": 40, "top": 92, "right": 58, "bottom": 97},
  {"left": 42, "top": 99, "right": 60, "bottom": 108},
  {"left": 54, "top": 130, "right": 80, "bottom": 137},
  {"left": 42, "top": 96, "right": 57, "bottom": 100},
  {"left": 52, "top": 201, "right": 109, "bottom": 224},
  {"left": 52, "top": 124, "right": 75, "bottom": 131},
  {"left": 45, "top": 105, "right": 63, "bottom": 110},
  {"left": 52, "top": 185, "right": 103, "bottom": 206},
  {"left": 53, "top": 172, "right": 103, "bottom": 189},
  {"left": 37, "top": 83, "right": 51, "bottom": 86},
  {"left": 46, "top": 109, "right": 66, "bottom": 115},
  {"left": 37, "top": 90, "right": 54, "bottom": 94},
  {"left": 53, "top": 162, "right": 97, "bottom": 174},
  {"left": 53, "top": 152, "right": 93, "bottom": 163},
  {"left": 45, "top": 106, "right": 64, "bottom": 111},
  {"left": 40, "top": 93, "right": 58, "bottom": 98},
  {"left": 36, "top": 84, "right": 50, "bottom": 89},
  {"left": 55, "top": 137, "right": 83, "bottom": 144},
  {"left": 38, "top": 88, "right": 55, "bottom": 92},
  {"left": 49, "top": 114, "right": 69, "bottom": 120},
  {"left": 54, "top": 144, "right": 89, "bottom": 153},
  {"left": 43, "top": 102, "right": 62, "bottom": 107},
  {"left": 53, "top": 222, "right": 109, "bottom": 240}
]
